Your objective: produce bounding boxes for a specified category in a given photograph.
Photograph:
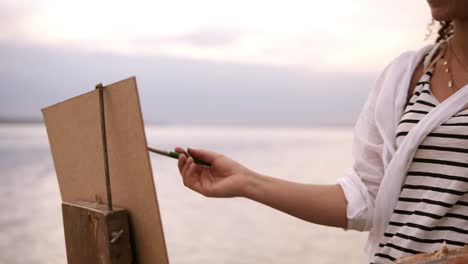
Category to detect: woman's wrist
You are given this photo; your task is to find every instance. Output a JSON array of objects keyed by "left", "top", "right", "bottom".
[{"left": 239, "top": 170, "right": 266, "bottom": 199}]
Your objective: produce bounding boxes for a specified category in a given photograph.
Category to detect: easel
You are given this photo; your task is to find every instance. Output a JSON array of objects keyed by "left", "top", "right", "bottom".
[
  {"left": 61, "top": 83, "right": 133, "bottom": 263},
  {"left": 42, "top": 77, "right": 169, "bottom": 264}
]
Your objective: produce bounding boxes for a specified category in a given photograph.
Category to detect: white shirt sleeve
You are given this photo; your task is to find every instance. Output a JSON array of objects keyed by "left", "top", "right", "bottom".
[{"left": 336, "top": 61, "right": 394, "bottom": 232}]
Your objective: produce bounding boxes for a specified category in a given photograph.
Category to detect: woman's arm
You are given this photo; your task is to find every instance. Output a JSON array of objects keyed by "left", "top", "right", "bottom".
[
  {"left": 176, "top": 147, "right": 348, "bottom": 229},
  {"left": 243, "top": 174, "right": 348, "bottom": 228}
]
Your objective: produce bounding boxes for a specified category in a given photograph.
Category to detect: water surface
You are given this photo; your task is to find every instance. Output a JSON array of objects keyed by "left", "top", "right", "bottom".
[{"left": 0, "top": 124, "right": 367, "bottom": 263}]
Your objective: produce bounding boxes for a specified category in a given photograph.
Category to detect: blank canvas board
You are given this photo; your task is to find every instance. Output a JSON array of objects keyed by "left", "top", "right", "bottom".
[{"left": 42, "top": 77, "right": 169, "bottom": 264}]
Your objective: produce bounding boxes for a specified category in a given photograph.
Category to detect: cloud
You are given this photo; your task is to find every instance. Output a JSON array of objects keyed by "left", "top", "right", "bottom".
[
  {"left": 0, "top": 1, "right": 38, "bottom": 40},
  {"left": 139, "top": 28, "right": 243, "bottom": 48},
  {"left": 0, "top": 0, "right": 432, "bottom": 73}
]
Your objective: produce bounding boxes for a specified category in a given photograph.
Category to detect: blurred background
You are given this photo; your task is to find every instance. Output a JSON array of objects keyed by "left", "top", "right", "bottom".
[{"left": 0, "top": 0, "right": 435, "bottom": 263}]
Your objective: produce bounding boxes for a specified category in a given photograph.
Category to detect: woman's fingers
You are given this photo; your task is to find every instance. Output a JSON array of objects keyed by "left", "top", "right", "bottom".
[
  {"left": 178, "top": 152, "right": 187, "bottom": 174},
  {"left": 175, "top": 147, "right": 189, "bottom": 156},
  {"left": 178, "top": 154, "right": 193, "bottom": 187},
  {"left": 187, "top": 148, "right": 221, "bottom": 163},
  {"left": 186, "top": 162, "right": 197, "bottom": 179},
  {"left": 182, "top": 157, "right": 193, "bottom": 177},
  {"left": 182, "top": 158, "right": 205, "bottom": 193},
  {"left": 176, "top": 147, "right": 217, "bottom": 195}
]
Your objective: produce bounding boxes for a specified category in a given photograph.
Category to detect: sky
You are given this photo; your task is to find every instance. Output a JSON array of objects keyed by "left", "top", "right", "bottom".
[{"left": 0, "top": 0, "right": 436, "bottom": 126}]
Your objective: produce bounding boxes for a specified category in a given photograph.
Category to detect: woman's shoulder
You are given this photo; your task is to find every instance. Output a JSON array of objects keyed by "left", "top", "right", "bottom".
[
  {"left": 384, "top": 44, "right": 435, "bottom": 77},
  {"left": 371, "top": 44, "right": 435, "bottom": 98},
  {"left": 366, "top": 45, "right": 436, "bottom": 132}
]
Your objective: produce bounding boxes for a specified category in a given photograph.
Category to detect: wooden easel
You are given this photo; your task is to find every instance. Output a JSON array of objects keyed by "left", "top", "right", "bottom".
[{"left": 42, "top": 77, "right": 169, "bottom": 264}]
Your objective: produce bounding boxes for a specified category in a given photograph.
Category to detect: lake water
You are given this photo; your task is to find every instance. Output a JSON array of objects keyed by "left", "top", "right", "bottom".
[{"left": 0, "top": 124, "right": 368, "bottom": 264}]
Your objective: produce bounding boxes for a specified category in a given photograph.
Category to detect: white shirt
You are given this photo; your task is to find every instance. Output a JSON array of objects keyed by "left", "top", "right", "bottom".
[{"left": 336, "top": 42, "right": 468, "bottom": 262}]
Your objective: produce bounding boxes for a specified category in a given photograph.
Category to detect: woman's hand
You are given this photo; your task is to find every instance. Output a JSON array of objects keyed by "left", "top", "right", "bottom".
[{"left": 175, "top": 147, "right": 255, "bottom": 197}]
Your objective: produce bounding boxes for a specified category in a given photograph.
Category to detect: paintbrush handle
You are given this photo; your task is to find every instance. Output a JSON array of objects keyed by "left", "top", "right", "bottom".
[
  {"left": 148, "top": 147, "right": 211, "bottom": 167},
  {"left": 168, "top": 151, "right": 212, "bottom": 167}
]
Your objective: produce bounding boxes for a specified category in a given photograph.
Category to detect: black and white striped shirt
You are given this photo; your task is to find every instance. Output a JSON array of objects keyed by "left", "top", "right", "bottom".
[{"left": 372, "top": 69, "right": 468, "bottom": 263}]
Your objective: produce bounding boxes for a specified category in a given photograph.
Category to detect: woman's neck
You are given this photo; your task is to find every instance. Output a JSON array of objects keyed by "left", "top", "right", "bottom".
[{"left": 452, "top": 19, "right": 468, "bottom": 65}]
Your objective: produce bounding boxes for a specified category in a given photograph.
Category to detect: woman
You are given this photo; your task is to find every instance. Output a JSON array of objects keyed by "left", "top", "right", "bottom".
[{"left": 176, "top": 1, "right": 468, "bottom": 263}]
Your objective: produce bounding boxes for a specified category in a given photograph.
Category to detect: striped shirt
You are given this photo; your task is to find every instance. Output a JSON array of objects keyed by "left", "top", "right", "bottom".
[{"left": 372, "top": 69, "right": 468, "bottom": 263}]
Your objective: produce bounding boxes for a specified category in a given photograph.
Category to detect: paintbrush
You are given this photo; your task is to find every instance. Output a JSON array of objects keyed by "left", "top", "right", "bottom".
[{"left": 147, "top": 147, "right": 212, "bottom": 167}]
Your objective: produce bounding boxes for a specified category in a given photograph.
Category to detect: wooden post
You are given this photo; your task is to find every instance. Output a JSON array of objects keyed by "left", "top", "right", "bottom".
[
  {"left": 62, "top": 201, "right": 133, "bottom": 264},
  {"left": 59, "top": 84, "right": 134, "bottom": 263}
]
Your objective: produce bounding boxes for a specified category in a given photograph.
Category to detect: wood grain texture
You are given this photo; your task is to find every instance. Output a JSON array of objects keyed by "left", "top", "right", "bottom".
[
  {"left": 42, "top": 77, "right": 169, "bottom": 264},
  {"left": 62, "top": 201, "right": 133, "bottom": 264}
]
